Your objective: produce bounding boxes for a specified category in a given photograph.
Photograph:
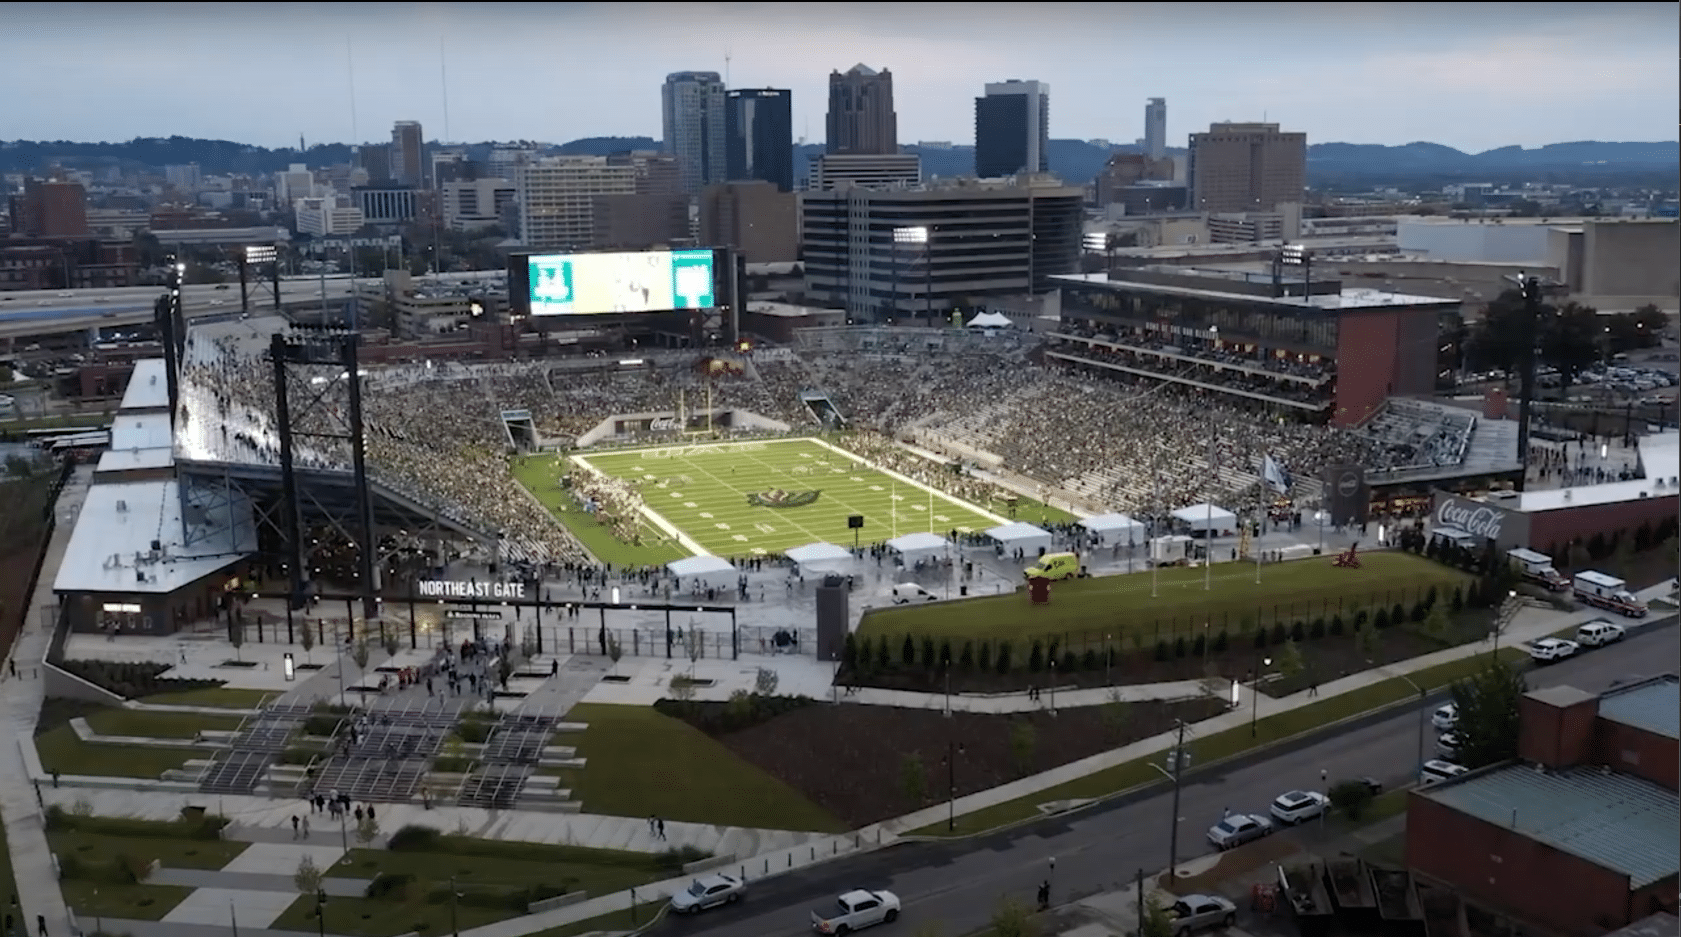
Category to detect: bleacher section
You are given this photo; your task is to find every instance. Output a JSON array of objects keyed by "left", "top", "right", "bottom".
[{"left": 1359, "top": 399, "right": 1476, "bottom": 480}]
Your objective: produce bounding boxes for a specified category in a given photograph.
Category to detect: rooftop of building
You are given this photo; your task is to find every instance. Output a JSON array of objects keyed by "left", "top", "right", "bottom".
[
  {"left": 1052, "top": 271, "right": 1454, "bottom": 311},
  {"left": 109, "top": 411, "right": 175, "bottom": 453},
  {"left": 1400, "top": 216, "right": 1674, "bottom": 228},
  {"left": 746, "top": 302, "right": 842, "bottom": 319},
  {"left": 118, "top": 358, "right": 170, "bottom": 411},
  {"left": 1602, "top": 913, "right": 1678, "bottom": 937},
  {"left": 52, "top": 477, "right": 256, "bottom": 595},
  {"left": 1599, "top": 675, "right": 1680, "bottom": 741},
  {"left": 1511, "top": 430, "right": 1680, "bottom": 513},
  {"left": 1420, "top": 764, "right": 1679, "bottom": 888}
]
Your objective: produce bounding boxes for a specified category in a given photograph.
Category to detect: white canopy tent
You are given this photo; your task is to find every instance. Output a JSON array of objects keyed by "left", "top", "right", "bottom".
[
  {"left": 885, "top": 532, "right": 949, "bottom": 565},
  {"left": 1172, "top": 503, "right": 1238, "bottom": 535},
  {"left": 984, "top": 521, "right": 1054, "bottom": 556},
  {"left": 665, "top": 555, "right": 738, "bottom": 590},
  {"left": 1079, "top": 512, "right": 1145, "bottom": 547},
  {"left": 965, "top": 311, "right": 1013, "bottom": 329},
  {"left": 785, "top": 542, "right": 855, "bottom": 577}
]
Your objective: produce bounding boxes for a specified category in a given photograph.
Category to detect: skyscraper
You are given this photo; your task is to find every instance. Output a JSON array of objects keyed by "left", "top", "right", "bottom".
[
  {"left": 1187, "top": 121, "right": 1307, "bottom": 213},
  {"left": 725, "top": 88, "right": 794, "bottom": 192},
  {"left": 660, "top": 71, "right": 727, "bottom": 196},
  {"left": 1144, "top": 98, "right": 1167, "bottom": 160},
  {"left": 974, "top": 80, "right": 1050, "bottom": 178},
  {"left": 826, "top": 64, "right": 897, "bottom": 156},
  {"left": 391, "top": 121, "right": 425, "bottom": 186}
]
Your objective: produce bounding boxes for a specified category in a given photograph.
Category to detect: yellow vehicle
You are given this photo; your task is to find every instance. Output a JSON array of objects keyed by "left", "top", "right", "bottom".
[{"left": 1024, "top": 552, "right": 1080, "bottom": 581}]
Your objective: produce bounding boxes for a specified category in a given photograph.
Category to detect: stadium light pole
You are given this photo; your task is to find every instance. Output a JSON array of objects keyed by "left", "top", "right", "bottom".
[{"left": 894, "top": 226, "right": 928, "bottom": 326}]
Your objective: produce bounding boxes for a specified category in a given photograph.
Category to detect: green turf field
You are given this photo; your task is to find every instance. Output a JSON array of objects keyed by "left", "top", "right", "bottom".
[
  {"left": 858, "top": 550, "right": 1472, "bottom": 645},
  {"left": 572, "top": 438, "right": 1006, "bottom": 557}
]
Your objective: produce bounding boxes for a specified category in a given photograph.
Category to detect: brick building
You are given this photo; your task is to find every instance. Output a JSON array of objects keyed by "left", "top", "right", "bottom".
[{"left": 1406, "top": 675, "right": 1679, "bottom": 937}]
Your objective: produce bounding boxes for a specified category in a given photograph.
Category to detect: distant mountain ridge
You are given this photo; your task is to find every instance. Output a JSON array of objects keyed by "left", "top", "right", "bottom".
[{"left": 0, "top": 135, "right": 1671, "bottom": 187}]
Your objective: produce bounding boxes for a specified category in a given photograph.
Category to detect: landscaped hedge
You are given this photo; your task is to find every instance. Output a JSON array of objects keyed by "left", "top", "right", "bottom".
[
  {"left": 653, "top": 692, "right": 817, "bottom": 734},
  {"left": 46, "top": 805, "right": 229, "bottom": 841},
  {"left": 57, "top": 660, "right": 222, "bottom": 700},
  {"left": 386, "top": 825, "right": 707, "bottom": 872}
]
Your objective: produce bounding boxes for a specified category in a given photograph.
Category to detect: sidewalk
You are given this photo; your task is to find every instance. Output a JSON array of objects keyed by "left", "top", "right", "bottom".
[{"left": 0, "top": 468, "right": 90, "bottom": 937}]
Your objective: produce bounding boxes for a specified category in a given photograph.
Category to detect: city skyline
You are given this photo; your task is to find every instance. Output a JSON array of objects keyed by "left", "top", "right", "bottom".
[{"left": 0, "top": 2, "right": 1674, "bottom": 153}]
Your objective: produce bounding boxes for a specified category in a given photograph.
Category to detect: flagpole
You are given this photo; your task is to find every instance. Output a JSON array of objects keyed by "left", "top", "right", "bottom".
[
  {"left": 1204, "top": 426, "right": 1216, "bottom": 592},
  {"left": 1255, "top": 459, "right": 1264, "bottom": 584},
  {"left": 1150, "top": 473, "right": 1159, "bottom": 598}
]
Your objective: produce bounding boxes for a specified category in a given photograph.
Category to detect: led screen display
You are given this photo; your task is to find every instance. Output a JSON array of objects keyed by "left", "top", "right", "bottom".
[{"left": 526, "top": 249, "right": 716, "bottom": 315}]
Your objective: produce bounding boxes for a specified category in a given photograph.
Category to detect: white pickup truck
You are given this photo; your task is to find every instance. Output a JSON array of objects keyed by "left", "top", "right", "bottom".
[{"left": 812, "top": 889, "right": 901, "bottom": 934}]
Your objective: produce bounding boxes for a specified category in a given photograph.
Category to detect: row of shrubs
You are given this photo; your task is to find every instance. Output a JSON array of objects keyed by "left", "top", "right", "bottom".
[
  {"left": 363, "top": 871, "right": 573, "bottom": 910},
  {"left": 46, "top": 805, "right": 229, "bottom": 841},
  {"left": 653, "top": 692, "right": 815, "bottom": 735},
  {"left": 386, "top": 824, "right": 709, "bottom": 873},
  {"left": 57, "top": 660, "right": 222, "bottom": 700},
  {"left": 56, "top": 850, "right": 151, "bottom": 885}
]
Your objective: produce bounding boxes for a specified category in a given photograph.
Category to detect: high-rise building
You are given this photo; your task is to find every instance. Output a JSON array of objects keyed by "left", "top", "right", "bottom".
[
  {"left": 1187, "top": 121, "right": 1307, "bottom": 214},
  {"left": 806, "top": 154, "right": 922, "bottom": 192},
  {"left": 442, "top": 178, "right": 516, "bottom": 232},
  {"left": 164, "top": 164, "right": 202, "bottom": 190},
  {"left": 514, "top": 157, "right": 638, "bottom": 250},
  {"left": 974, "top": 80, "right": 1049, "bottom": 178},
  {"left": 700, "top": 181, "right": 797, "bottom": 263},
  {"left": 608, "top": 151, "right": 683, "bottom": 197},
  {"left": 7, "top": 180, "right": 90, "bottom": 238},
  {"left": 801, "top": 177, "right": 1083, "bottom": 321},
  {"left": 274, "top": 164, "right": 317, "bottom": 202},
  {"left": 391, "top": 121, "right": 425, "bottom": 186},
  {"left": 826, "top": 64, "right": 898, "bottom": 156},
  {"left": 1144, "top": 98, "right": 1167, "bottom": 161},
  {"left": 660, "top": 72, "right": 727, "bottom": 195},
  {"left": 725, "top": 88, "right": 794, "bottom": 192},
  {"left": 357, "top": 144, "right": 393, "bottom": 184}
]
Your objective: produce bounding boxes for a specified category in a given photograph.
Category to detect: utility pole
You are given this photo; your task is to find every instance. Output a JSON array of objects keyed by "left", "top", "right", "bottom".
[
  {"left": 1166, "top": 719, "right": 1187, "bottom": 879},
  {"left": 1506, "top": 271, "right": 1563, "bottom": 493}
]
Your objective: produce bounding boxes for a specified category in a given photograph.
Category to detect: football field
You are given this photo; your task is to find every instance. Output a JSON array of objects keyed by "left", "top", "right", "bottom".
[{"left": 573, "top": 438, "right": 1008, "bottom": 557}]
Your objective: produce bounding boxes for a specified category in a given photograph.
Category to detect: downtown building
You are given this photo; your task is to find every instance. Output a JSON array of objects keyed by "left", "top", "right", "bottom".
[
  {"left": 725, "top": 88, "right": 794, "bottom": 192},
  {"left": 661, "top": 71, "right": 727, "bottom": 195},
  {"left": 826, "top": 64, "right": 898, "bottom": 155},
  {"left": 1144, "top": 98, "right": 1167, "bottom": 160},
  {"left": 1187, "top": 121, "right": 1306, "bottom": 213},
  {"left": 391, "top": 121, "right": 426, "bottom": 187},
  {"left": 974, "top": 80, "right": 1049, "bottom": 178},
  {"left": 801, "top": 175, "right": 1083, "bottom": 322},
  {"left": 514, "top": 157, "right": 637, "bottom": 251}
]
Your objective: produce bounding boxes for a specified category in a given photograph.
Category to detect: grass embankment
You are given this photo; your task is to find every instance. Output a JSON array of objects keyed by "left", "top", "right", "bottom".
[
  {"left": 139, "top": 687, "right": 275, "bottom": 709},
  {"left": 861, "top": 551, "right": 1471, "bottom": 646},
  {"left": 566, "top": 703, "right": 845, "bottom": 833},
  {"left": 82, "top": 709, "right": 244, "bottom": 739},
  {"left": 35, "top": 724, "right": 200, "bottom": 778},
  {"left": 910, "top": 648, "right": 1525, "bottom": 837},
  {"left": 47, "top": 810, "right": 239, "bottom": 922},
  {"left": 511, "top": 454, "right": 688, "bottom": 567}
]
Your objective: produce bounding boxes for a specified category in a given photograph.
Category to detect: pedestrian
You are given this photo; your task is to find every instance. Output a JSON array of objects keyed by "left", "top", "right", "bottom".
[
  {"left": 656, "top": 817, "right": 666, "bottom": 840},
  {"left": 302, "top": 815, "right": 311, "bottom": 837},
  {"left": 37, "top": 912, "right": 47, "bottom": 936},
  {"left": 647, "top": 815, "right": 656, "bottom": 835},
  {"left": 7, "top": 658, "right": 15, "bottom": 678},
  {"left": 291, "top": 815, "right": 300, "bottom": 839},
  {"left": 1222, "top": 806, "right": 1230, "bottom": 819},
  {"left": 354, "top": 806, "right": 363, "bottom": 823},
  {"left": 1308, "top": 678, "right": 1319, "bottom": 698},
  {"left": 366, "top": 804, "right": 375, "bottom": 822}
]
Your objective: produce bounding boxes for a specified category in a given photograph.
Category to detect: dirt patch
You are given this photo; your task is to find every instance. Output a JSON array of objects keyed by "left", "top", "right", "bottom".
[
  {"left": 672, "top": 696, "right": 1225, "bottom": 829},
  {"left": 1164, "top": 834, "right": 1303, "bottom": 895}
]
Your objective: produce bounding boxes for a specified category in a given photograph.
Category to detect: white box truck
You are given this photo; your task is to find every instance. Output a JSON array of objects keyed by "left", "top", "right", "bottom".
[
  {"left": 1150, "top": 534, "right": 1195, "bottom": 567},
  {"left": 1507, "top": 548, "right": 1569, "bottom": 591},
  {"left": 1572, "top": 570, "right": 1648, "bottom": 618}
]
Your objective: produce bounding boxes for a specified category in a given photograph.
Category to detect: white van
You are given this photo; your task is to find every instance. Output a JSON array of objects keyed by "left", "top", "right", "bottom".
[
  {"left": 891, "top": 583, "right": 937, "bottom": 604},
  {"left": 1419, "top": 760, "right": 1468, "bottom": 786}
]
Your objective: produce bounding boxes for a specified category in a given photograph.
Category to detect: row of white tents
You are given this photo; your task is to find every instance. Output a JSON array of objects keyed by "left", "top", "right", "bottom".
[{"left": 663, "top": 508, "right": 1251, "bottom": 589}]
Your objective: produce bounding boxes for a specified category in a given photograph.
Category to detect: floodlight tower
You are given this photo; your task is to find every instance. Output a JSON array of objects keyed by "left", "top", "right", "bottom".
[
  {"left": 1503, "top": 271, "right": 1566, "bottom": 492},
  {"left": 155, "top": 257, "right": 188, "bottom": 413},
  {"left": 238, "top": 244, "right": 282, "bottom": 316}
]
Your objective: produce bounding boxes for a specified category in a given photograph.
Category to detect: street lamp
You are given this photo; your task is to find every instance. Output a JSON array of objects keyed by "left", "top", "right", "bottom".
[
  {"left": 894, "top": 226, "right": 930, "bottom": 326},
  {"left": 1249, "top": 657, "right": 1272, "bottom": 736},
  {"left": 315, "top": 889, "right": 327, "bottom": 937},
  {"left": 946, "top": 740, "right": 965, "bottom": 831}
]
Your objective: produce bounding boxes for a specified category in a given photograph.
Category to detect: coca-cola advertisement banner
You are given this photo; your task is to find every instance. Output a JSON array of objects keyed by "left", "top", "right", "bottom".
[{"left": 1430, "top": 492, "right": 1530, "bottom": 549}]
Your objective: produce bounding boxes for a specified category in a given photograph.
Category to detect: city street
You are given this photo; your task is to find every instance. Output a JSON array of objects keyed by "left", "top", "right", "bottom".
[{"left": 652, "top": 620, "right": 1678, "bottom": 937}]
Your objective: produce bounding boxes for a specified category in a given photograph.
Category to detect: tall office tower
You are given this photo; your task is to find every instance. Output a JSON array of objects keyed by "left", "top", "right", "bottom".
[
  {"left": 9, "top": 179, "right": 89, "bottom": 237},
  {"left": 974, "top": 80, "right": 1050, "bottom": 178},
  {"left": 725, "top": 88, "right": 794, "bottom": 192},
  {"left": 660, "top": 71, "right": 727, "bottom": 196},
  {"left": 826, "top": 64, "right": 898, "bottom": 155},
  {"left": 1186, "top": 121, "right": 1307, "bottom": 213},
  {"left": 357, "top": 144, "right": 393, "bottom": 184},
  {"left": 391, "top": 121, "right": 425, "bottom": 186},
  {"left": 1144, "top": 98, "right": 1167, "bottom": 160},
  {"left": 514, "top": 156, "right": 637, "bottom": 251}
]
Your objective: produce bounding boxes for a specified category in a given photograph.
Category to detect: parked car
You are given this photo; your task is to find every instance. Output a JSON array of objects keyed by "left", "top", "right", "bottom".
[
  {"left": 1166, "top": 894, "right": 1237, "bottom": 936},
  {"left": 1419, "top": 760, "right": 1467, "bottom": 785},
  {"left": 1269, "top": 790, "right": 1330, "bottom": 825},
  {"left": 812, "top": 889, "right": 900, "bottom": 934},
  {"left": 1526, "top": 636, "right": 1580, "bottom": 664},
  {"left": 1576, "top": 620, "right": 1626, "bottom": 648},
  {"left": 669, "top": 872, "right": 744, "bottom": 914},
  {"left": 1432, "top": 703, "right": 1458, "bottom": 731},
  {"left": 1206, "top": 813, "right": 1273, "bottom": 850},
  {"left": 1436, "top": 732, "right": 1462, "bottom": 760}
]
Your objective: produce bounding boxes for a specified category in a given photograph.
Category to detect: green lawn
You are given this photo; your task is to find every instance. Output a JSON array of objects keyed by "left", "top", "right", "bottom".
[
  {"left": 50, "top": 831, "right": 249, "bottom": 871},
  {"left": 912, "top": 648, "right": 1526, "bottom": 836},
  {"left": 139, "top": 687, "right": 275, "bottom": 709},
  {"left": 568, "top": 437, "right": 1006, "bottom": 559},
  {"left": 83, "top": 709, "right": 244, "bottom": 739},
  {"left": 59, "top": 880, "right": 191, "bottom": 921},
  {"left": 860, "top": 551, "right": 1471, "bottom": 646},
  {"left": 566, "top": 703, "right": 845, "bottom": 833},
  {"left": 35, "top": 725, "right": 200, "bottom": 779}
]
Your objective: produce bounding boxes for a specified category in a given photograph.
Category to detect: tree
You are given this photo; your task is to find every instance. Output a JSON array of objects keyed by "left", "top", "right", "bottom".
[
  {"left": 1354, "top": 621, "right": 1380, "bottom": 660},
  {"left": 351, "top": 640, "right": 370, "bottom": 670},
  {"left": 842, "top": 633, "right": 859, "bottom": 672},
  {"left": 1329, "top": 779, "right": 1376, "bottom": 820},
  {"left": 355, "top": 813, "right": 381, "bottom": 846},
  {"left": 754, "top": 667, "right": 779, "bottom": 696},
  {"left": 229, "top": 621, "right": 245, "bottom": 662},
  {"left": 382, "top": 632, "right": 401, "bottom": 659},
  {"left": 299, "top": 622, "right": 316, "bottom": 663},
  {"left": 1009, "top": 720, "right": 1037, "bottom": 776},
  {"left": 1276, "top": 639, "right": 1305, "bottom": 681},
  {"left": 1465, "top": 289, "right": 1532, "bottom": 376},
  {"left": 1100, "top": 691, "right": 1131, "bottom": 741},
  {"left": 293, "top": 854, "right": 324, "bottom": 896},
  {"left": 1538, "top": 301, "right": 1602, "bottom": 392},
  {"left": 1423, "top": 601, "right": 1452, "bottom": 641},
  {"left": 606, "top": 633, "right": 622, "bottom": 675},
  {"left": 989, "top": 897, "right": 1042, "bottom": 937},
  {"left": 1450, "top": 655, "right": 1527, "bottom": 769},
  {"left": 685, "top": 626, "right": 704, "bottom": 676},
  {"left": 667, "top": 674, "right": 696, "bottom": 705},
  {"left": 899, "top": 753, "right": 927, "bottom": 804}
]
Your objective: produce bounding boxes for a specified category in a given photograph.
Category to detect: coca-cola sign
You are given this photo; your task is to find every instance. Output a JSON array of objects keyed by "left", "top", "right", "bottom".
[{"left": 1435, "top": 497, "right": 1507, "bottom": 540}]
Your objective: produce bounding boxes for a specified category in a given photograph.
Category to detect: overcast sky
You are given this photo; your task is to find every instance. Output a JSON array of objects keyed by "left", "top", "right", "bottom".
[{"left": 1, "top": 2, "right": 1674, "bottom": 152}]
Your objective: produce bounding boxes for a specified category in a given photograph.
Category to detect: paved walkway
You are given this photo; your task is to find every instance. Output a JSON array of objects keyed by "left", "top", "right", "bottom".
[{"left": 0, "top": 467, "right": 88, "bottom": 937}]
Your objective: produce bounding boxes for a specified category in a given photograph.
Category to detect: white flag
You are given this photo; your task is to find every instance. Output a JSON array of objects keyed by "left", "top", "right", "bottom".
[{"left": 1262, "top": 454, "right": 1291, "bottom": 495}]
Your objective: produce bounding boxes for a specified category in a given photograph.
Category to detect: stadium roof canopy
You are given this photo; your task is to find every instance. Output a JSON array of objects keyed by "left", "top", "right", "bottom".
[
  {"left": 966, "top": 312, "right": 1013, "bottom": 328},
  {"left": 54, "top": 479, "right": 255, "bottom": 595},
  {"left": 785, "top": 542, "right": 854, "bottom": 575}
]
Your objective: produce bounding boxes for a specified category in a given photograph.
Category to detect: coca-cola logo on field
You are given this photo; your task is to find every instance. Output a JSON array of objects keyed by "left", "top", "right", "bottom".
[{"left": 1436, "top": 498, "right": 1506, "bottom": 540}]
